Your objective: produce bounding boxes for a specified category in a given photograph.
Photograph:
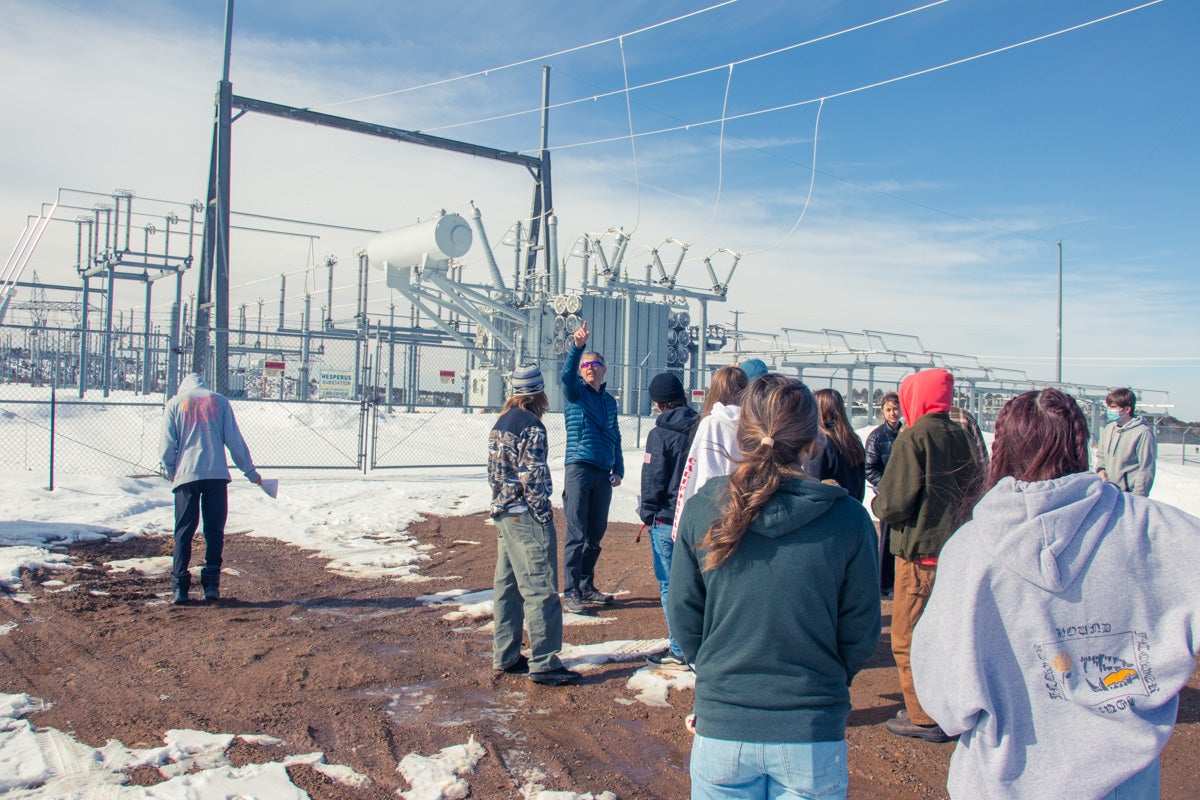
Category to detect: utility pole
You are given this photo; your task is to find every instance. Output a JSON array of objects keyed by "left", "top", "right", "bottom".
[
  {"left": 195, "top": 0, "right": 235, "bottom": 391},
  {"left": 1056, "top": 240, "right": 1063, "bottom": 384},
  {"left": 730, "top": 309, "right": 744, "bottom": 356}
]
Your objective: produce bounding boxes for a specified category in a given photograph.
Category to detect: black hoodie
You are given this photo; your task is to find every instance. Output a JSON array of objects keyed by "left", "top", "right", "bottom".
[{"left": 638, "top": 405, "right": 700, "bottom": 526}]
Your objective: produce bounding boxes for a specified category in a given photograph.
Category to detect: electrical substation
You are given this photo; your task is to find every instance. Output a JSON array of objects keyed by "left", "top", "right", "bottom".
[{"left": 0, "top": 3, "right": 1171, "bottom": 455}]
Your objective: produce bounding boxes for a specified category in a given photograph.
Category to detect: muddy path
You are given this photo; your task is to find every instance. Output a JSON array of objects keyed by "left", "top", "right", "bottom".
[{"left": 2, "top": 511, "right": 1198, "bottom": 798}]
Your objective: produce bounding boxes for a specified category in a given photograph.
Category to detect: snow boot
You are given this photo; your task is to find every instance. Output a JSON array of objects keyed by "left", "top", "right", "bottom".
[
  {"left": 171, "top": 573, "right": 191, "bottom": 606},
  {"left": 200, "top": 568, "right": 220, "bottom": 602}
]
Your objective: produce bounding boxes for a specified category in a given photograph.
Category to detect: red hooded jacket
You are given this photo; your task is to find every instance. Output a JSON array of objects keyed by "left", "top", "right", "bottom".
[{"left": 898, "top": 368, "right": 953, "bottom": 426}]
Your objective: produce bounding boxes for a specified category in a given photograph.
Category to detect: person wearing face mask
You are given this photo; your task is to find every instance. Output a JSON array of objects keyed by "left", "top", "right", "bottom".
[
  {"left": 560, "top": 319, "right": 624, "bottom": 615},
  {"left": 1094, "top": 387, "right": 1156, "bottom": 496}
]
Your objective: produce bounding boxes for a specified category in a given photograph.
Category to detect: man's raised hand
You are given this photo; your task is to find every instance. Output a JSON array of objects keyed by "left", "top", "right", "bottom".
[{"left": 573, "top": 319, "right": 590, "bottom": 348}]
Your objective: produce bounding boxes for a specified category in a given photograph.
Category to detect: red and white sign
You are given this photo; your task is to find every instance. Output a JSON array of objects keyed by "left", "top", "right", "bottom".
[
  {"left": 690, "top": 389, "right": 706, "bottom": 403},
  {"left": 439, "top": 370, "right": 456, "bottom": 385},
  {"left": 263, "top": 360, "right": 285, "bottom": 377}
]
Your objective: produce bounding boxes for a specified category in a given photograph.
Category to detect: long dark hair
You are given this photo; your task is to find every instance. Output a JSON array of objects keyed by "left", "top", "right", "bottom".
[
  {"left": 701, "top": 375, "right": 821, "bottom": 571},
  {"left": 815, "top": 388, "right": 865, "bottom": 467},
  {"left": 961, "top": 388, "right": 1089, "bottom": 518},
  {"left": 701, "top": 365, "right": 749, "bottom": 417}
]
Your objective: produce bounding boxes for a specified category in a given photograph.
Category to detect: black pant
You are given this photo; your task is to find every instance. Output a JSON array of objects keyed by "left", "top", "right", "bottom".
[
  {"left": 878, "top": 521, "right": 896, "bottom": 593},
  {"left": 172, "top": 479, "right": 229, "bottom": 592},
  {"left": 562, "top": 463, "right": 612, "bottom": 595}
]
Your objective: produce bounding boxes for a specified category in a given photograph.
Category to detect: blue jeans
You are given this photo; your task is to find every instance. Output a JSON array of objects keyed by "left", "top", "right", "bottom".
[
  {"left": 649, "top": 522, "right": 682, "bottom": 657},
  {"left": 1098, "top": 756, "right": 1160, "bottom": 800},
  {"left": 690, "top": 735, "right": 848, "bottom": 800}
]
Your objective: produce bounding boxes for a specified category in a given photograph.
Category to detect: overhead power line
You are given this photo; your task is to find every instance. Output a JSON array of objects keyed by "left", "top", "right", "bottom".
[
  {"left": 308, "top": 0, "right": 738, "bottom": 111},
  {"left": 421, "top": 0, "right": 952, "bottom": 135},
  {"left": 540, "top": 0, "right": 1164, "bottom": 153}
]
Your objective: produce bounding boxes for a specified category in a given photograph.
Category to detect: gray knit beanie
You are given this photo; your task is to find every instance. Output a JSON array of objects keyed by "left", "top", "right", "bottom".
[{"left": 511, "top": 363, "right": 545, "bottom": 395}]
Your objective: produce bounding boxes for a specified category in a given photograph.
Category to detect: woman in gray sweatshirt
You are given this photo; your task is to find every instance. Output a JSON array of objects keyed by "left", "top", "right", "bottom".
[{"left": 911, "top": 388, "right": 1200, "bottom": 799}]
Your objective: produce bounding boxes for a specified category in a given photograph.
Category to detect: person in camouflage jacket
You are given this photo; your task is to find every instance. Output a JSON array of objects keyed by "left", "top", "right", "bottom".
[{"left": 487, "top": 364, "right": 581, "bottom": 686}]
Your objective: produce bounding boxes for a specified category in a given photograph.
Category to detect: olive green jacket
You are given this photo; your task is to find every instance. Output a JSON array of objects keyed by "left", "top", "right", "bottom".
[{"left": 872, "top": 412, "right": 981, "bottom": 559}]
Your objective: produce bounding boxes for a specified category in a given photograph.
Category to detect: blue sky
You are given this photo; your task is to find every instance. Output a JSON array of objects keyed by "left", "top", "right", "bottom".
[{"left": 2, "top": 0, "right": 1197, "bottom": 416}]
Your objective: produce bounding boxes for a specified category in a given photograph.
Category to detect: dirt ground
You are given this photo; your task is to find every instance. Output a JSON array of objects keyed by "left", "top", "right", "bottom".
[{"left": 2, "top": 511, "right": 1198, "bottom": 799}]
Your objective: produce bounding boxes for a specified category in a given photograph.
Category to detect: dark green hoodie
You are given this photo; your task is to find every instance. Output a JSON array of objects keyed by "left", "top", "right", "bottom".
[{"left": 668, "top": 475, "right": 881, "bottom": 743}]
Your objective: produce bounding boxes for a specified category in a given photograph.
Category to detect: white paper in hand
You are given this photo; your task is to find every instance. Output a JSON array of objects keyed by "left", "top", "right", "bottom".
[{"left": 260, "top": 478, "right": 278, "bottom": 499}]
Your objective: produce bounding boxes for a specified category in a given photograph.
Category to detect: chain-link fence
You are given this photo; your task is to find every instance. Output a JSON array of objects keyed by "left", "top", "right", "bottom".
[
  {"left": 1150, "top": 423, "right": 1200, "bottom": 467},
  {"left": 1, "top": 321, "right": 663, "bottom": 481},
  {"left": 369, "top": 408, "right": 648, "bottom": 469},
  {"left": 0, "top": 385, "right": 164, "bottom": 479}
]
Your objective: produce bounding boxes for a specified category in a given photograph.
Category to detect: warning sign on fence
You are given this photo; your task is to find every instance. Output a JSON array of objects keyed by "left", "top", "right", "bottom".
[
  {"left": 439, "top": 370, "right": 456, "bottom": 385},
  {"left": 263, "top": 360, "right": 286, "bottom": 378}
]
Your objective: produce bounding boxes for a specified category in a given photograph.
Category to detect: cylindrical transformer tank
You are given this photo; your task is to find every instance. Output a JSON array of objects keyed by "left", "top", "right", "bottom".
[{"left": 367, "top": 213, "right": 473, "bottom": 269}]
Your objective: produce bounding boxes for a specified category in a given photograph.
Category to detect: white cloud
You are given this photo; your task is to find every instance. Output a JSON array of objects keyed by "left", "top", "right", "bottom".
[{"left": 2, "top": 0, "right": 1196, "bottom": 414}]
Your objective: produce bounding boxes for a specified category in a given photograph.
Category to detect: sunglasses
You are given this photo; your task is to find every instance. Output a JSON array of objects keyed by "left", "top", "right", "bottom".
[{"left": 580, "top": 360, "right": 605, "bottom": 369}]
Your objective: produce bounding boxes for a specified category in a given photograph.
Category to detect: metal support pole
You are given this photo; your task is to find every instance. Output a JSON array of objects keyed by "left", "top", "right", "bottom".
[
  {"left": 195, "top": 0, "right": 235, "bottom": 387},
  {"left": 1056, "top": 240, "right": 1063, "bottom": 384},
  {"left": 512, "top": 220, "right": 523, "bottom": 298},
  {"left": 548, "top": 214, "right": 559, "bottom": 295},
  {"left": 78, "top": 277, "right": 89, "bottom": 398},
  {"left": 102, "top": 266, "right": 115, "bottom": 397},
  {"left": 867, "top": 365, "right": 876, "bottom": 422},
  {"left": 142, "top": 274, "right": 153, "bottom": 394},
  {"left": 581, "top": 237, "right": 590, "bottom": 290},
  {"left": 167, "top": 298, "right": 180, "bottom": 397},
  {"left": 622, "top": 291, "right": 634, "bottom": 415},
  {"left": 300, "top": 293, "right": 311, "bottom": 401},
  {"left": 470, "top": 204, "right": 506, "bottom": 291},
  {"left": 356, "top": 252, "right": 369, "bottom": 332},
  {"left": 49, "top": 380, "right": 56, "bottom": 491},
  {"left": 278, "top": 274, "right": 286, "bottom": 330},
  {"left": 522, "top": 65, "right": 553, "bottom": 288},
  {"left": 325, "top": 256, "right": 335, "bottom": 330},
  {"left": 387, "top": 304, "right": 396, "bottom": 408},
  {"left": 350, "top": 313, "right": 363, "bottom": 400}
]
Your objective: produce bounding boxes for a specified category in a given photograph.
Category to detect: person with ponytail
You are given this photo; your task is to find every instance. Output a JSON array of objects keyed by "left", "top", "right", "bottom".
[
  {"left": 911, "top": 388, "right": 1200, "bottom": 799},
  {"left": 669, "top": 374, "right": 881, "bottom": 800}
]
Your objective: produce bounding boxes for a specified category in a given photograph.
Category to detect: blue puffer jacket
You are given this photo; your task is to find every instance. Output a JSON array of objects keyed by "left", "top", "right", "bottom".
[{"left": 561, "top": 344, "right": 624, "bottom": 476}]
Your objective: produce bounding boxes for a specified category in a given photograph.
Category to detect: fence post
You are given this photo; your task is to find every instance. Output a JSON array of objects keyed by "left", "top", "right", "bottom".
[{"left": 48, "top": 382, "right": 56, "bottom": 491}]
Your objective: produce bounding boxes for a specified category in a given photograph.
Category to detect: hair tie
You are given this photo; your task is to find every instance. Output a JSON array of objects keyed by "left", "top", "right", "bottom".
[{"left": 761, "top": 436, "right": 774, "bottom": 448}]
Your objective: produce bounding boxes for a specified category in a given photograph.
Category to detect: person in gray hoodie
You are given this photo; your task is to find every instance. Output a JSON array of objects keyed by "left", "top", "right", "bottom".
[
  {"left": 670, "top": 374, "right": 880, "bottom": 800},
  {"left": 911, "top": 388, "right": 1200, "bottom": 799},
  {"left": 1094, "top": 386, "right": 1157, "bottom": 496},
  {"left": 161, "top": 373, "right": 261, "bottom": 604}
]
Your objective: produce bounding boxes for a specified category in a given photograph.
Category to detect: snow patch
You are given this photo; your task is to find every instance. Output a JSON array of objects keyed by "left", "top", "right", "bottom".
[
  {"left": 397, "top": 736, "right": 486, "bottom": 800},
  {"left": 0, "top": 691, "right": 368, "bottom": 798}
]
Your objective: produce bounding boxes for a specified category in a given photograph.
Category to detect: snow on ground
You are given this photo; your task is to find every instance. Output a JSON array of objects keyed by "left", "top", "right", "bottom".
[
  {"left": 0, "top": 691, "right": 364, "bottom": 798},
  {"left": 0, "top": 445, "right": 666, "bottom": 797},
  {"left": 2, "top": 422, "right": 1198, "bottom": 796}
]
